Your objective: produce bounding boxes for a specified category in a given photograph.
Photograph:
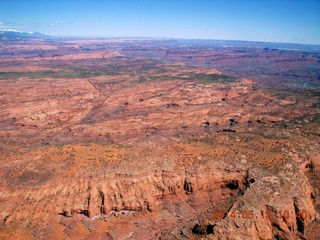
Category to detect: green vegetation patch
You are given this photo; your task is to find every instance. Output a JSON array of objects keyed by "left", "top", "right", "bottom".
[
  {"left": 187, "top": 73, "right": 238, "bottom": 83},
  {"left": 135, "top": 72, "right": 238, "bottom": 84},
  {"left": 0, "top": 69, "right": 121, "bottom": 80}
]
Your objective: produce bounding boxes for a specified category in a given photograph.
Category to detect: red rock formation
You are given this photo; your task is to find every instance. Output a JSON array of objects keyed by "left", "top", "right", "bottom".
[{"left": 0, "top": 38, "right": 319, "bottom": 239}]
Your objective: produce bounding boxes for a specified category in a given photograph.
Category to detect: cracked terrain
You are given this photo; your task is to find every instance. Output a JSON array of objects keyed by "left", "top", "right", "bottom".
[{"left": 0, "top": 37, "right": 319, "bottom": 239}]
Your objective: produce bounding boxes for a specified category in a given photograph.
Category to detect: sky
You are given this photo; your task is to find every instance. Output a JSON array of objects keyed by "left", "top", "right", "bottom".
[{"left": 0, "top": 0, "right": 319, "bottom": 44}]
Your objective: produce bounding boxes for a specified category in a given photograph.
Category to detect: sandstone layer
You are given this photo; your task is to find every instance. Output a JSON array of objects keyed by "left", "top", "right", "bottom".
[{"left": 0, "top": 38, "right": 319, "bottom": 239}]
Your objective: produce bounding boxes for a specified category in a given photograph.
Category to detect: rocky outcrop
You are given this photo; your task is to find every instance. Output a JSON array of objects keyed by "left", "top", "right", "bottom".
[
  {"left": 0, "top": 158, "right": 251, "bottom": 240},
  {"left": 0, "top": 38, "right": 319, "bottom": 239},
  {"left": 0, "top": 138, "right": 319, "bottom": 239},
  {"left": 210, "top": 163, "right": 319, "bottom": 239},
  {"left": 0, "top": 166, "right": 247, "bottom": 224},
  {"left": 59, "top": 169, "right": 247, "bottom": 219}
]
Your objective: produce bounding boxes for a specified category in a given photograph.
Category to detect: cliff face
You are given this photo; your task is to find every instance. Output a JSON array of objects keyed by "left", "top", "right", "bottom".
[
  {"left": 0, "top": 138, "right": 319, "bottom": 239},
  {"left": 0, "top": 38, "right": 319, "bottom": 239},
  {"left": 0, "top": 141, "right": 248, "bottom": 222},
  {"left": 211, "top": 165, "right": 318, "bottom": 239},
  {"left": 20, "top": 169, "right": 246, "bottom": 220}
]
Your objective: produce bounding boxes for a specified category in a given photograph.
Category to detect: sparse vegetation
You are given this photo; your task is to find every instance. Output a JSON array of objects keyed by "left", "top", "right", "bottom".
[
  {"left": 188, "top": 73, "right": 238, "bottom": 83},
  {"left": 1, "top": 37, "right": 319, "bottom": 240},
  {"left": 0, "top": 68, "right": 122, "bottom": 80}
]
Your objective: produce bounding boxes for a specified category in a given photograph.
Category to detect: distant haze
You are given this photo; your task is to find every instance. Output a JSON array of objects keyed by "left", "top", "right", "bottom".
[{"left": 0, "top": 0, "right": 319, "bottom": 45}]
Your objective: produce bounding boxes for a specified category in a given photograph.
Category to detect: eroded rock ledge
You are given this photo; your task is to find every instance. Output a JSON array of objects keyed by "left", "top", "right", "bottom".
[
  {"left": 0, "top": 143, "right": 319, "bottom": 239},
  {"left": 209, "top": 163, "right": 318, "bottom": 240}
]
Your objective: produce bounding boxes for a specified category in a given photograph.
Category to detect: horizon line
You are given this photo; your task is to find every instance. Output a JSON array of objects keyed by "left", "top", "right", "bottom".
[{"left": 1, "top": 28, "right": 320, "bottom": 47}]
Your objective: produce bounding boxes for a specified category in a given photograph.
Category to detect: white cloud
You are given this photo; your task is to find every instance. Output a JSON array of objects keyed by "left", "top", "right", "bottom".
[
  {"left": 0, "top": 21, "right": 29, "bottom": 31},
  {"left": 50, "top": 21, "right": 59, "bottom": 27}
]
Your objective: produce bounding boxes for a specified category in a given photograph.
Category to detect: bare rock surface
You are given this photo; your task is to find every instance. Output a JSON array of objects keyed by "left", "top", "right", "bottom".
[{"left": 0, "top": 38, "right": 319, "bottom": 239}]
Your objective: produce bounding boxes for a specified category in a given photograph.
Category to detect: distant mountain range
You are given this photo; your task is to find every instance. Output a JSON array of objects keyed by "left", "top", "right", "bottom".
[
  {"left": 1, "top": 29, "right": 320, "bottom": 53},
  {"left": 0, "top": 29, "right": 46, "bottom": 40}
]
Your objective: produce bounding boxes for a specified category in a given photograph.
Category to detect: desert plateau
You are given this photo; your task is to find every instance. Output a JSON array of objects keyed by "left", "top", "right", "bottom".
[{"left": 0, "top": 32, "right": 319, "bottom": 240}]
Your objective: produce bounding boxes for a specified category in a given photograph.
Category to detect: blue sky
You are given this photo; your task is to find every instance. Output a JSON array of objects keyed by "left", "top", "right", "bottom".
[{"left": 0, "top": 0, "right": 319, "bottom": 44}]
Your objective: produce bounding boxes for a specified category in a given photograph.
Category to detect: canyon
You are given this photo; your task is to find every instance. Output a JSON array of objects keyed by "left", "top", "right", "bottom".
[{"left": 0, "top": 35, "right": 319, "bottom": 239}]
